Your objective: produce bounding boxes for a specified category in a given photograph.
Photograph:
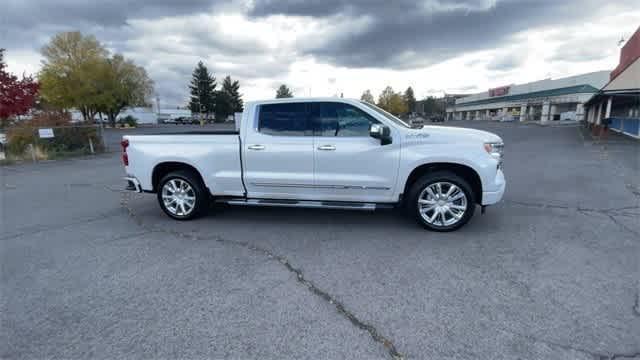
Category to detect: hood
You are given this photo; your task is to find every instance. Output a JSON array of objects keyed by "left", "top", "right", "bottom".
[{"left": 410, "top": 125, "right": 502, "bottom": 144}]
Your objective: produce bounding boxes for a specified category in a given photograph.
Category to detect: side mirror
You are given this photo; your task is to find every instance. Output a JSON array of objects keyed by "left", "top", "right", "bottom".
[{"left": 370, "top": 124, "right": 392, "bottom": 145}]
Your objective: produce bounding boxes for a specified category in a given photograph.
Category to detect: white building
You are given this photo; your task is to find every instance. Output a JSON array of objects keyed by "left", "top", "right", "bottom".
[{"left": 446, "top": 71, "right": 610, "bottom": 123}]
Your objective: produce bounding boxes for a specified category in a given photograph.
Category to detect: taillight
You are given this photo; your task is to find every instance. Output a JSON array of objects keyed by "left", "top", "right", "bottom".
[{"left": 121, "top": 139, "right": 129, "bottom": 166}]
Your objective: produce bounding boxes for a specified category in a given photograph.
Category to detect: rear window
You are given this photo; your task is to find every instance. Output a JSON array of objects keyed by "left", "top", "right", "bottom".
[{"left": 258, "top": 103, "right": 311, "bottom": 136}]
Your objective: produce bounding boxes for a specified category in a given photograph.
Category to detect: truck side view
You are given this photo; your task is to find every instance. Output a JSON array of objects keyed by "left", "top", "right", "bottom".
[{"left": 123, "top": 98, "right": 505, "bottom": 231}]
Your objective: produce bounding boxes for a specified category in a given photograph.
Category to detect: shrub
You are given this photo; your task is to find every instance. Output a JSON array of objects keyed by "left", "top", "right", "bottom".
[
  {"left": 118, "top": 115, "right": 138, "bottom": 127},
  {"left": 5, "top": 111, "right": 103, "bottom": 160}
]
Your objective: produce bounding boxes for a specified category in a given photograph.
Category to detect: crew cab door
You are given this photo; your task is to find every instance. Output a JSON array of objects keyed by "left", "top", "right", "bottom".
[
  {"left": 242, "top": 102, "right": 315, "bottom": 199},
  {"left": 310, "top": 102, "right": 400, "bottom": 202}
]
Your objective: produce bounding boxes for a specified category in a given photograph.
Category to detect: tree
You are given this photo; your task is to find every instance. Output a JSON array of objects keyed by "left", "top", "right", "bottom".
[
  {"left": 404, "top": 87, "right": 416, "bottom": 114},
  {"left": 98, "top": 54, "right": 154, "bottom": 126},
  {"left": 39, "top": 31, "right": 109, "bottom": 122},
  {"left": 377, "top": 86, "right": 407, "bottom": 115},
  {"left": 188, "top": 61, "right": 216, "bottom": 118},
  {"left": 360, "top": 89, "right": 374, "bottom": 103},
  {"left": 221, "top": 75, "right": 243, "bottom": 113},
  {"left": 213, "top": 90, "right": 233, "bottom": 122},
  {"left": 275, "top": 84, "right": 293, "bottom": 98},
  {"left": 0, "top": 49, "right": 39, "bottom": 127},
  {"left": 421, "top": 96, "right": 445, "bottom": 116}
]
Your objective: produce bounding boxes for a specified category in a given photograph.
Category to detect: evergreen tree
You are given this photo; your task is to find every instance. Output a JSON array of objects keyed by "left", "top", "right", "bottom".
[
  {"left": 213, "top": 90, "right": 233, "bottom": 122},
  {"left": 275, "top": 84, "right": 293, "bottom": 98},
  {"left": 188, "top": 61, "right": 216, "bottom": 117},
  {"left": 221, "top": 75, "right": 243, "bottom": 113},
  {"left": 404, "top": 86, "right": 416, "bottom": 114}
]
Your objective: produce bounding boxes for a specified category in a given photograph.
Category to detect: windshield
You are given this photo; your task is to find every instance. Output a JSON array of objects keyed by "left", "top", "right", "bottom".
[{"left": 360, "top": 101, "right": 415, "bottom": 129}]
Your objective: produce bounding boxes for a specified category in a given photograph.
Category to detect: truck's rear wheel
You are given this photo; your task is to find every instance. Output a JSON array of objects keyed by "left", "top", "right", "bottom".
[
  {"left": 407, "top": 171, "right": 475, "bottom": 231},
  {"left": 157, "top": 170, "right": 207, "bottom": 220}
]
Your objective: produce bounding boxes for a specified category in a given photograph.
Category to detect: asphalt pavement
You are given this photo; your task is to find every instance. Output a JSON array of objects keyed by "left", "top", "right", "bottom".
[{"left": 1, "top": 121, "right": 639, "bottom": 359}]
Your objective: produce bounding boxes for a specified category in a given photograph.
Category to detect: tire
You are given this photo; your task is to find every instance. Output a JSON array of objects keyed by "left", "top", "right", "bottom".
[
  {"left": 157, "top": 170, "right": 208, "bottom": 220},
  {"left": 407, "top": 171, "right": 475, "bottom": 232}
]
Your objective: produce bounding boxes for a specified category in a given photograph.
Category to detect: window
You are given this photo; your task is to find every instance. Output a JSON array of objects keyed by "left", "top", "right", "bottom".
[
  {"left": 311, "top": 102, "right": 380, "bottom": 137},
  {"left": 360, "top": 101, "right": 413, "bottom": 128},
  {"left": 258, "top": 103, "right": 311, "bottom": 136}
]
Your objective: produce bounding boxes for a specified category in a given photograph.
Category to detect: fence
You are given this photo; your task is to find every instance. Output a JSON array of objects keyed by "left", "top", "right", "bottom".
[{"left": 1, "top": 124, "right": 106, "bottom": 163}]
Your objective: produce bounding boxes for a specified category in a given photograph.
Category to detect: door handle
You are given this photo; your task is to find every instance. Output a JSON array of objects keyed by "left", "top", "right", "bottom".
[
  {"left": 247, "top": 144, "right": 265, "bottom": 150},
  {"left": 317, "top": 145, "right": 336, "bottom": 151}
]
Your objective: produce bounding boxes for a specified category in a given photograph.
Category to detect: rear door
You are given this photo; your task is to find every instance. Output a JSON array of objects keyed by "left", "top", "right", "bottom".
[
  {"left": 311, "top": 102, "right": 400, "bottom": 202},
  {"left": 242, "top": 102, "right": 315, "bottom": 199}
]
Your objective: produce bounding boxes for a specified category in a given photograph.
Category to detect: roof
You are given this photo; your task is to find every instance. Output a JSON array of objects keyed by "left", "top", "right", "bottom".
[
  {"left": 453, "top": 84, "right": 601, "bottom": 107},
  {"left": 246, "top": 97, "right": 362, "bottom": 106}
]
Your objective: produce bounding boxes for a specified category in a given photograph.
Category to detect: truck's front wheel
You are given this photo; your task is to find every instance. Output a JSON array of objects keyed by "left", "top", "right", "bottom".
[
  {"left": 157, "top": 170, "right": 207, "bottom": 220},
  {"left": 408, "top": 172, "right": 475, "bottom": 231}
]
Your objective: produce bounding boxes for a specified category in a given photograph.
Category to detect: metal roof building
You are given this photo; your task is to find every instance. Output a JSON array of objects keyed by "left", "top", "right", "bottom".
[{"left": 446, "top": 71, "right": 610, "bottom": 123}]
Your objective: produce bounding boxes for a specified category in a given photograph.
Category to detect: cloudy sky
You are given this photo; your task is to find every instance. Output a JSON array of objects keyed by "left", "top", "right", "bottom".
[{"left": 2, "top": 0, "right": 639, "bottom": 107}]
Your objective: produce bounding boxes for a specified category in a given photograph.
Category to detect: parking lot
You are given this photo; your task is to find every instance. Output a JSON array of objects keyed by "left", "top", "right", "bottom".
[{"left": 2, "top": 121, "right": 639, "bottom": 359}]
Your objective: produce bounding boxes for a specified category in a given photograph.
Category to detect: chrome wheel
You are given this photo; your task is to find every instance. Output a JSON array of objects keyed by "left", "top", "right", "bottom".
[
  {"left": 161, "top": 178, "right": 196, "bottom": 217},
  {"left": 418, "top": 182, "right": 468, "bottom": 227}
]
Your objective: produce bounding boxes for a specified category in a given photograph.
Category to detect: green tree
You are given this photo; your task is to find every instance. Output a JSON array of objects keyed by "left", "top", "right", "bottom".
[
  {"left": 221, "top": 75, "right": 243, "bottom": 113},
  {"left": 188, "top": 61, "right": 216, "bottom": 118},
  {"left": 39, "top": 31, "right": 109, "bottom": 121},
  {"left": 98, "top": 54, "right": 154, "bottom": 127},
  {"left": 213, "top": 90, "right": 233, "bottom": 122},
  {"left": 360, "top": 89, "right": 374, "bottom": 103},
  {"left": 404, "top": 87, "right": 416, "bottom": 114},
  {"left": 377, "top": 86, "right": 407, "bottom": 115},
  {"left": 275, "top": 84, "right": 293, "bottom": 98}
]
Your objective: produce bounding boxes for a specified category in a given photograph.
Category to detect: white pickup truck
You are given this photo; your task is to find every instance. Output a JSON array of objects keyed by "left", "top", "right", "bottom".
[{"left": 122, "top": 98, "right": 505, "bottom": 231}]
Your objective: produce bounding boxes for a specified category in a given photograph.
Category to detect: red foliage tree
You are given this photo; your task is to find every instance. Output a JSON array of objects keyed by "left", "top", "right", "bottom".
[{"left": 0, "top": 49, "right": 39, "bottom": 126}]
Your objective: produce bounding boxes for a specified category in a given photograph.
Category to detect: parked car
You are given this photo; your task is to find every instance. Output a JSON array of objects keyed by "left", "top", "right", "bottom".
[{"left": 122, "top": 98, "right": 505, "bottom": 231}]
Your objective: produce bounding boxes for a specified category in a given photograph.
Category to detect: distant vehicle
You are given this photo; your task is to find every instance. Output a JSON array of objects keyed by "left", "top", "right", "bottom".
[
  {"left": 122, "top": 98, "right": 505, "bottom": 231},
  {"left": 430, "top": 115, "right": 445, "bottom": 122}
]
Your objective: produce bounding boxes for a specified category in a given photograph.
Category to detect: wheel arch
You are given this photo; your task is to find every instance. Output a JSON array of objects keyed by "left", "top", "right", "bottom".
[
  {"left": 151, "top": 161, "right": 207, "bottom": 193},
  {"left": 403, "top": 162, "right": 483, "bottom": 204}
]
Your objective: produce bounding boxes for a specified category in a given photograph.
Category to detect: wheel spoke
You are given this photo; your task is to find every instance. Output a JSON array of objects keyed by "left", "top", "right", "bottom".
[
  {"left": 450, "top": 192, "right": 465, "bottom": 201},
  {"left": 419, "top": 199, "right": 436, "bottom": 205},
  {"left": 445, "top": 184, "right": 457, "bottom": 198},
  {"left": 435, "top": 183, "right": 443, "bottom": 196},
  {"left": 428, "top": 209, "right": 439, "bottom": 223},
  {"left": 450, "top": 204, "right": 466, "bottom": 210}
]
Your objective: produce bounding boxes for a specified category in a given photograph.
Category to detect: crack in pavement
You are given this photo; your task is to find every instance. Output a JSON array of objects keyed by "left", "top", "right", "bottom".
[
  {"left": 606, "top": 353, "right": 640, "bottom": 360},
  {"left": 120, "top": 192, "right": 404, "bottom": 360},
  {"left": 505, "top": 200, "right": 640, "bottom": 238}
]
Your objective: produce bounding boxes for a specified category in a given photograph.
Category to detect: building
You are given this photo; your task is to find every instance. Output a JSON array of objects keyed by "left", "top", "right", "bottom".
[
  {"left": 446, "top": 71, "right": 610, "bottom": 123},
  {"left": 584, "top": 26, "right": 640, "bottom": 138},
  {"left": 415, "top": 94, "right": 468, "bottom": 116}
]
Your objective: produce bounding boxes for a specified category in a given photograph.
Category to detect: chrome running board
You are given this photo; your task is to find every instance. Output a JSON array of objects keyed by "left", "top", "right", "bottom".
[{"left": 225, "top": 198, "right": 378, "bottom": 211}]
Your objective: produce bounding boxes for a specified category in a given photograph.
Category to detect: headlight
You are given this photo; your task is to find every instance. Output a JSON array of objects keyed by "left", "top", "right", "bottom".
[{"left": 484, "top": 142, "right": 504, "bottom": 168}]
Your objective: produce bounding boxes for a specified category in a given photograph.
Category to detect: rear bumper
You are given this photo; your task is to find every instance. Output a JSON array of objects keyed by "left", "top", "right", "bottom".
[
  {"left": 482, "top": 169, "right": 505, "bottom": 205},
  {"left": 124, "top": 176, "right": 142, "bottom": 193}
]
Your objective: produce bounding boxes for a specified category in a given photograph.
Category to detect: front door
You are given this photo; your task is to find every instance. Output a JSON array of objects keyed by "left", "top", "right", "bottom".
[
  {"left": 310, "top": 102, "right": 400, "bottom": 203},
  {"left": 242, "top": 102, "right": 315, "bottom": 200}
]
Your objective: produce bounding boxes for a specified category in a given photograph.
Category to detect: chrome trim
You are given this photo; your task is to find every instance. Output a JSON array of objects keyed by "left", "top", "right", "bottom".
[
  {"left": 251, "top": 182, "right": 390, "bottom": 190},
  {"left": 124, "top": 176, "right": 142, "bottom": 193},
  {"left": 227, "top": 199, "right": 377, "bottom": 211}
]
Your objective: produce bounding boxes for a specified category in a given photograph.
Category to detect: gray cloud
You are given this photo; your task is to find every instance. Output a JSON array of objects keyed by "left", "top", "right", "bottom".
[
  {"left": 248, "top": 0, "right": 638, "bottom": 69},
  {"left": 486, "top": 51, "right": 527, "bottom": 71}
]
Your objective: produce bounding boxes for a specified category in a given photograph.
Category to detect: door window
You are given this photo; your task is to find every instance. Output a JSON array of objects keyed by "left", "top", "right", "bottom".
[
  {"left": 258, "top": 103, "right": 311, "bottom": 136},
  {"left": 311, "top": 102, "right": 380, "bottom": 137}
]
